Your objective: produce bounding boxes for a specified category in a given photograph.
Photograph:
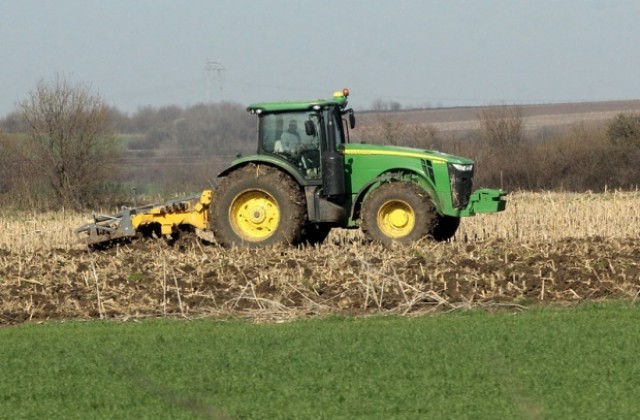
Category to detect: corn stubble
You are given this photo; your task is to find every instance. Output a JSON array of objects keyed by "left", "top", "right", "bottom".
[{"left": 1, "top": 191, "right": 639, "bottom": 324}]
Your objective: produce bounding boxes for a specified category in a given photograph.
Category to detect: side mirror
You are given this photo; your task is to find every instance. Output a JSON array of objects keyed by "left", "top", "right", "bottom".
[
  {"left": 305, "top": 120, "right": 316, "bottom": 136},
  {"left": 344, "top": 109, "right": 356, "bottom": 129}
]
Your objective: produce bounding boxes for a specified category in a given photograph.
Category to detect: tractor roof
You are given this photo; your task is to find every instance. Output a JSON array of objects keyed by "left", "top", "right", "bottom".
[{"left": 246, "top": 89, "right": 349, "bottom": 114}]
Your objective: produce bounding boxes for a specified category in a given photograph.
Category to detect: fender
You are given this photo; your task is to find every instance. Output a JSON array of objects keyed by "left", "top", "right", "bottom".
[
  {"left": 350, "top": 170, "right": 440, "bottom": 220},
  {"left": 217, "top": 154, "right": 311, "bottom": 187}
]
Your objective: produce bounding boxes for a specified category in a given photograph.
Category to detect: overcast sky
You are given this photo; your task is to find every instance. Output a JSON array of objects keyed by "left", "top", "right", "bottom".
[{"left": 1, "top": 0, "right": 639, "bottom": 116}]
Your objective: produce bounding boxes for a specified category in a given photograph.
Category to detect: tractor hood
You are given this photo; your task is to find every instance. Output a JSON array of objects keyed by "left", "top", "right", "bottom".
[{"left": 343, "top": 143, "right": 474, "bottom": 165}]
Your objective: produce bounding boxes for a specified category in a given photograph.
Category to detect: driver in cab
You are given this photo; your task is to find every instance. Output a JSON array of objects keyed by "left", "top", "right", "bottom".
[{"left": 274, "top": 119, "right": 301, "bottom": 154}]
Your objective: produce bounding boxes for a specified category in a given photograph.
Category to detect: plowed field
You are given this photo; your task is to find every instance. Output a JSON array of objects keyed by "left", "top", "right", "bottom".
[{"left": 1, "top": 192, "right": 639, "bottom": 324}]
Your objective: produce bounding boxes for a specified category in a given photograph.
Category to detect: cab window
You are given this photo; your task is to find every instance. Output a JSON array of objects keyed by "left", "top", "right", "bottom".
[{"left": 260, "top": 112, "right": 322, "bottom": 179}]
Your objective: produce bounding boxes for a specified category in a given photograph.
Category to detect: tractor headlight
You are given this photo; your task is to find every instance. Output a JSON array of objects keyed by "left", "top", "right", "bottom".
[{"left": 450, "top": 163, "right": 473, "bottom": 172}]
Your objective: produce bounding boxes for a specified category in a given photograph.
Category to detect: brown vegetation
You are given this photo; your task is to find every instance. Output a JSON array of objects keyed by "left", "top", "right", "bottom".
[
  {"left": 1, "top": 76, "right": 120, "bottom": 209},
  {"left": 1, "top": 192, "right": 639, "bottom": 325}
]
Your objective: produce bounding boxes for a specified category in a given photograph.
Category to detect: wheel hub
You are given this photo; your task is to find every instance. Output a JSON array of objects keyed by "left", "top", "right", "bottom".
[
  {"left": 249, "top": 207, "right": 266, "bottom": 224},
  {"left": 377, "top": 200, "right": 415, "bottom": 238},
  {"left": 388, "top": 208, "right": 410, "bottom": 229},
  {"left": 230, "top": 190, "right": 280, "bottom": 241}
]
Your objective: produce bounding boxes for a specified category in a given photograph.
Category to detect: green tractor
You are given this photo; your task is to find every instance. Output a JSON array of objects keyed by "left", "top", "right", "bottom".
[
  {"left": 77, "top": 89, "right": 506, "bottom": 248},
  {"left": 210, "top": 89, "right": 506, "bottom": 247}
]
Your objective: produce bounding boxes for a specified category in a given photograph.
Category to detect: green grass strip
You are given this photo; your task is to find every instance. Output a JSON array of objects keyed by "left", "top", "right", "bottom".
[{"left": 1, "top": 302, "right": 639, "bottom": 419}]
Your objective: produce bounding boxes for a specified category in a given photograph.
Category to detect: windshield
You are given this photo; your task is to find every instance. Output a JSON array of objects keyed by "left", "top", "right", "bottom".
[
  {"left": 258, "top": 111, "right": 322, "bottom": 179},
  {"left": 259, "top": 112, "right": 320, "bottom": 154}
]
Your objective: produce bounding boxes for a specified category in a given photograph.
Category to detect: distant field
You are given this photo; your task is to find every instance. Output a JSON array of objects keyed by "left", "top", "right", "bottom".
[
  {"left": 1, "top": 191, "right": 639, "bottom": 324},
  {"left": 356, "top": 100, "right": 640, "bottom": 136}
]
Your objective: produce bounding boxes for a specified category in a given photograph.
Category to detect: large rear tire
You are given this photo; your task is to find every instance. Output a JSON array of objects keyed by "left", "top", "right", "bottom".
[
  {"left": 211, "top": 164, "right": 306, "bottom": 247},
  {"left": 361, "top": 181, "right": 436, "bottom": 246}
]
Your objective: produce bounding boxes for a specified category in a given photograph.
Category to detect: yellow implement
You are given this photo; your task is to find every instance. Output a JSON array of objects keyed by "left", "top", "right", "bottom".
[{"left": 76, "top": 190, "right": 213, "bottom": 247}]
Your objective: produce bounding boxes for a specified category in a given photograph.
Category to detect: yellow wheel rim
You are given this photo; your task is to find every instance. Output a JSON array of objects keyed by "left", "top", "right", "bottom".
[
  {"left": 229, "top": 190, "right": 280, "bottom": 242},
  {"left": 377, "top": 199, "right": 415, "bottom": 239}
]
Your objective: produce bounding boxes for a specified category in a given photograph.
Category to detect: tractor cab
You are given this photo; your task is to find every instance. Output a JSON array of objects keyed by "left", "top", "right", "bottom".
[{"left": 248, "top": 89, "right": 355, "bottom": 187}]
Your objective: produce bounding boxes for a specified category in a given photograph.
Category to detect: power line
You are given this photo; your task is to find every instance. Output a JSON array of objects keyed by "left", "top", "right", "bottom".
[{"left": 204, "top": 60, "right": 225, "bottom": 103}]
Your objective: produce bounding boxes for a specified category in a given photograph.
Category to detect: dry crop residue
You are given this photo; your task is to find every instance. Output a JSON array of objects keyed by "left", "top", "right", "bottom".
[
  {"left": 2, "top": 191, "right": 640, "bottom": 325},
  {"left": 1, "top": 235, "right": 639, "bottom": 325}
]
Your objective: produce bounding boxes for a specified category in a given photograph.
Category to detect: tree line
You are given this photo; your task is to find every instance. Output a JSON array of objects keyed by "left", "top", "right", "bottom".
[
  {"left": 1, "top": 76, "right": 639, "bottom": 211},
  {"left": 0, "top": 76, "right": 256, "bottom": 210}
]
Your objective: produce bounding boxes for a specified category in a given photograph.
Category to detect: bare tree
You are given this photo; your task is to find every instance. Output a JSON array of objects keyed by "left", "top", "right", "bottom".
[
  {"left": 473, "top": 105, "right": 526, "bottom": 190},
  {"left": 20, "top": 75, "right": 120, "bottom": 209},
  {"left": 478, "top": 105, "right": 524, "bottom": 151}
]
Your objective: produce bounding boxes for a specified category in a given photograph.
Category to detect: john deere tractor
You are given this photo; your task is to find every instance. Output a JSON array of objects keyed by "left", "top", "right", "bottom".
[{"left": 77, "top": 89, "right": 506, "bottom": 248}]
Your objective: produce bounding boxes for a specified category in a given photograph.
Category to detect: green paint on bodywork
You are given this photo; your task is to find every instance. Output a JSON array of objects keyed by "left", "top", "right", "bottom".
[
  {"left": 344, "top": 143, "right": 473, "bottom": 165},
  {"left": 221, "top": 91, "right": 506, "bottom": 229},
  {"left": 343, "top": 143, "right": 477, "bottom": 217},
  {"left": 224, "top": 142, "right": 505, "bottom": 223},
  {"left": 459, "top": 188, "right": 508, "bottom": 216}
]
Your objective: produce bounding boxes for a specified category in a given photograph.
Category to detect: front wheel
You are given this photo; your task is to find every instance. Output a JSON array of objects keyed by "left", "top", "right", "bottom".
[
  {"left": 211, "top": 164, "right": 306, "bottom": 247},
  {"left": 361, "top": 181, "right": 436, "bottom": 246}
]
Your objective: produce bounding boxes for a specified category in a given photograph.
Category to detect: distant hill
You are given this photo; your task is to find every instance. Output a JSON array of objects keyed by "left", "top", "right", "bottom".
[{"left": 356, "top": 100, "right": 640, "bottom": 135}]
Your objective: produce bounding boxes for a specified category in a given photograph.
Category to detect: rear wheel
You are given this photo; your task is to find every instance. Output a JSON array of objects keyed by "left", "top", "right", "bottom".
[
  {"left": 212, "top": 164, "right": 306, "bottom": 247},
  {"left": 361, "top": 181, "right": 436, "bottom": 246}
]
